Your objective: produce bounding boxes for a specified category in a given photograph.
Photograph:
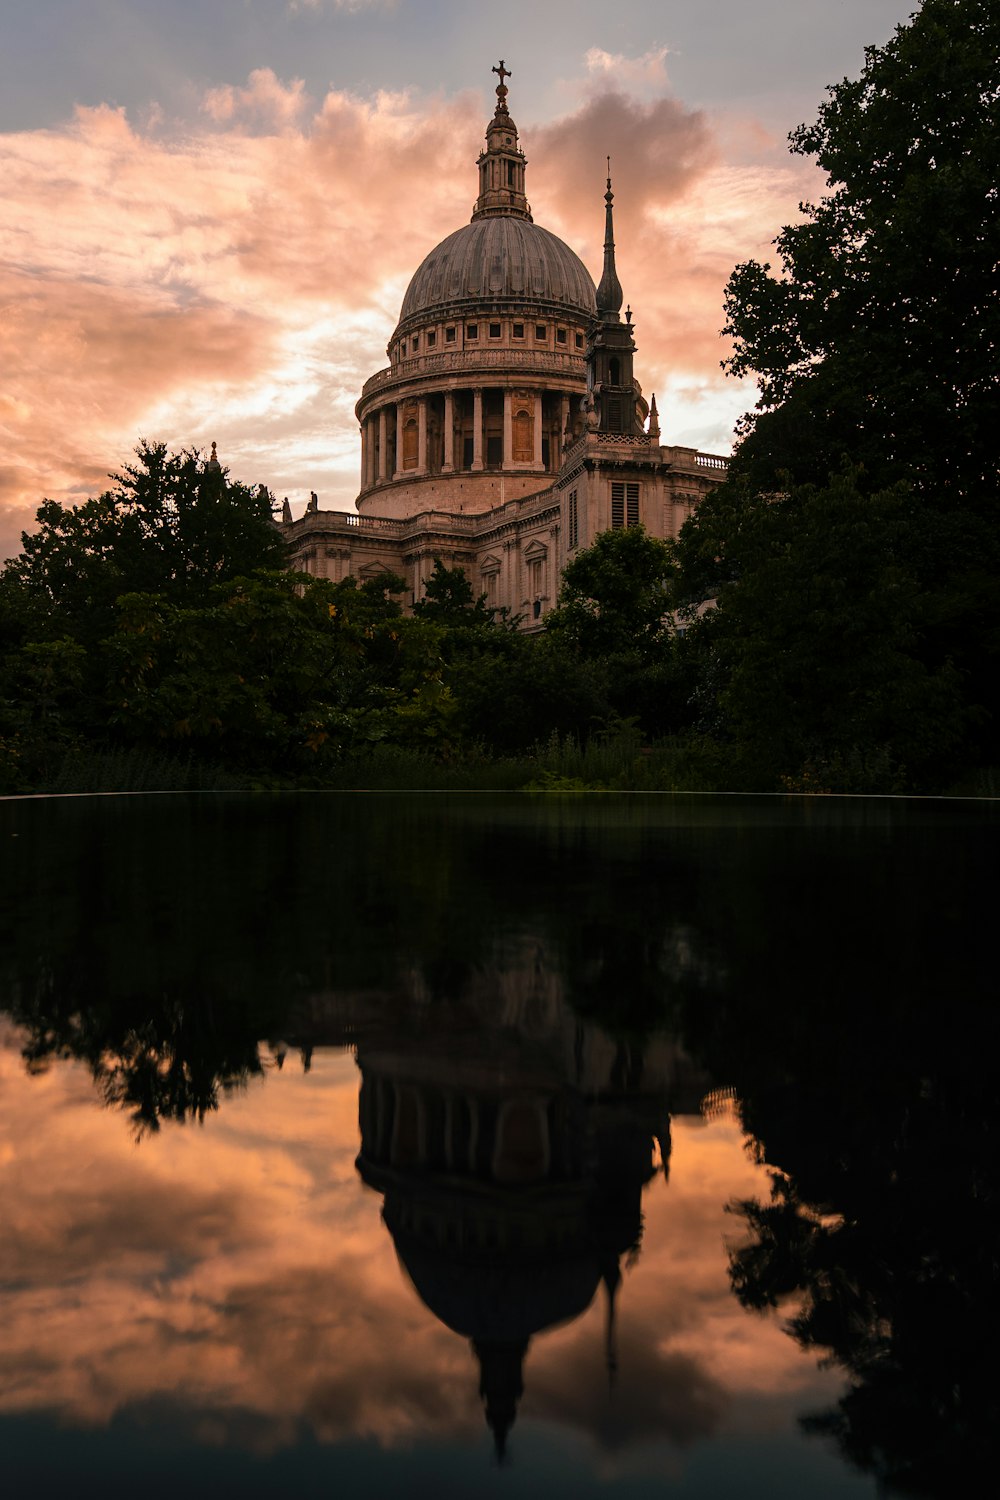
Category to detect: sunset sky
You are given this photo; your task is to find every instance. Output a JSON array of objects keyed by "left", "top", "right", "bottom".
[{"left": 1, "top": 0, "right": 919, "bottom": 556}]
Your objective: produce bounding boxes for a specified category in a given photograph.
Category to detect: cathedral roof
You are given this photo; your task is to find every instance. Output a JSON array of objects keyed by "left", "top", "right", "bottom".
[
  {"left": 393, "top": 64, "right": 597, "bottom": 335},
  {"left": 396, "top": 216, "right": 597, "bottom": 330}
]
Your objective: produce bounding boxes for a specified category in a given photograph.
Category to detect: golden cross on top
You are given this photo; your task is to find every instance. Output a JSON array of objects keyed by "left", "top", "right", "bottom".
[{"left": 493, "top": 60, "right": 511, "bottom": 89}]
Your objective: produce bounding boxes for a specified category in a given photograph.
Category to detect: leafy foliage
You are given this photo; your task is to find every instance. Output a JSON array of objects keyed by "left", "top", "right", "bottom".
[
  {"left": 6, "top": 441, "right": 286, "bottom": 642},
  {"left": 546, "top": 524, "right": 676, "bottom": 658},
  {"left": 724, "top": 0, "right": 1000, "bottom": 504}
]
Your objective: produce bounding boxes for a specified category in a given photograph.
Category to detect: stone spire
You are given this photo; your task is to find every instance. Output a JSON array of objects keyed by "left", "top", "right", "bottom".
[
  {"left": 648, "top": 393, "right": 660, "bottom": 441},
  {"left": 472, "top": 61, "right": 532, "bottom": 221},
  {"left": 586, "top": 170, "right": 640, "bottom": 434},
  {"left": 595, "top": 161, "right": 623, "bottom": 319}
]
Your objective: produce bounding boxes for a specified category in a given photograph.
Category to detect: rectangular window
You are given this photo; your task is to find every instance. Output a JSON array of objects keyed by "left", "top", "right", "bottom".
[
  {"left": 575, "top": 332, "right": 584, "bottom": 349},
  {"left": 489, "top": 322, "right": 502, "bottom": 339},
  {"left": 467, "top": 323, "right": 478, "bottom": 339},
  {"left": 611, "top": 482, "right": 640, "bottom": 529},
  {"left": 463, "top": 436, "right": 474, "bottom": 468},
  {"left": 426, "top": 331, "right": 436, "bottom": 348},
  {"left": 556, "top": 328, "right": 567, "bottom": 345},
  {"left": 568, "top": 489, "right": 578, "bottom": 549},
  {"left": 512, "top": 322, "right": 524, "bottom": 339},
  {"left": 486, "top": 434, "right": 502, "bottom": 467},
  {"left": 401, "top": 340, "right": 407, "bottom": 355},
  {"left": 535, "top": 324, "right": 546, "bottom": 340},
  {"left": 446, "top": 326, "right": 456, "bottom": 343},
  {"left": 411, "top": 335, "right": 419, "bottom": 351}
]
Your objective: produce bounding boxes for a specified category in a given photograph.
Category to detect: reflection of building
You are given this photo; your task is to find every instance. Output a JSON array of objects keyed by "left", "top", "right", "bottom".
[
  {"left": 349, "top": 954, "right": 711, "bottom": 1458},
  {"left": 281, "top": 66, "right": 727, "bottom": 624}
]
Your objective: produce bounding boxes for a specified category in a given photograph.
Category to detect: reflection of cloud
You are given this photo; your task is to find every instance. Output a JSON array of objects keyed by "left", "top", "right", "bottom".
[
  {"left": 0, "top": 66, "right": 809, "bottom": 532},
  {"left": 532, "top": 1335, "right": 724, "bottom": 1450},
  {"left": 0, "top": 1033, "right": 840, "bottom": 1474}
]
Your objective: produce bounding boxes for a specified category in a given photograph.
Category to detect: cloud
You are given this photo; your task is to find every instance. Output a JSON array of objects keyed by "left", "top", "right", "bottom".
[
  {"left": 203, "top": 69, "right": 312, "bottom": 129},
  {"left": 584, "top": 45, "right": 672, "bottom": 93},
  {"left": 0, "top": 68, "right": 811, "bottom": 538}
]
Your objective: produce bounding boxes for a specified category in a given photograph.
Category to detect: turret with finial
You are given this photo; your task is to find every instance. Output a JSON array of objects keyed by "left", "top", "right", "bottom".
[{"left": 595, "top": 159, "right": 624, "bottom": 320}]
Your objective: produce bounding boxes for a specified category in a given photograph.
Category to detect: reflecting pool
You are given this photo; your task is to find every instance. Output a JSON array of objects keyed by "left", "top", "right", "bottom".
[{"left": 0, "top": 793, "right": 994, "bottom": 1498}]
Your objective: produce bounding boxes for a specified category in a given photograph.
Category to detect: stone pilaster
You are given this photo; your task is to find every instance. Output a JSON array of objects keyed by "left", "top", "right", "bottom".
[
  {"left": 503, "top": 389, "right": 513, "bottom": 467},
  {"left": 442, "top": 391, "right": 454, "bottom": 472},
  {"left": 377, "top": 408, "right": 387, "bottom": 482},
  {"left": 417, "top": 397, "right": 428, "bottom": 474},
  {"left": 533, "top": 392, "right": 543, "bottom": 469},
  {"left": 472, "top": 388, "right": 484, "bottom": 471},
  {"left": 394, "top": 403, "right": 404, "bottom": 479}
]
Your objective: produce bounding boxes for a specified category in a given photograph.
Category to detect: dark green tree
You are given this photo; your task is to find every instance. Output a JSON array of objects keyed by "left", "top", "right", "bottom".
[
  {"left": 412, "top": 559, "right": 495, "bottom": 628},
  {"left": 4, "top": 441, "right": 287, "bottom": 643},
  {"left": 675, "top": 472, "right": 967, "bottom": 789},
  {"left": 723, "top": 0, "right": 999, "bottom": 505},
  {"left": 676, "top": 0, "right": 1000, "bottom": 783},
  {"left": 546, "top": 525, "right": 676, "bottom": 659}
]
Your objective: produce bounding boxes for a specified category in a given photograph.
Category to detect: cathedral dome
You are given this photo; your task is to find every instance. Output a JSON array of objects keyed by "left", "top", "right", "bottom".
[{"left": 396, "top": 216, "right": 597, "bottom": 333}]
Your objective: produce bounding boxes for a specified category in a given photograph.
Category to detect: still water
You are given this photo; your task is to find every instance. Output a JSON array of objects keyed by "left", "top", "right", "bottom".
[{"left": 0, "top": 793, "right": 994, "bottom": 1498}]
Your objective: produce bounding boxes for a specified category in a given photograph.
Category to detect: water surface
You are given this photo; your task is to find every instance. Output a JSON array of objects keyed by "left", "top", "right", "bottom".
[{"left": 0, "top": 793, "right": 993, "bottom": 1497}]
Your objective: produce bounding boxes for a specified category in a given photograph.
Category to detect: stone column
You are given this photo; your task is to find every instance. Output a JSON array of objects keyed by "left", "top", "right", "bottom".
[
  {"left": 442, "top": 391, "right": 454, "bottom": 472},
  {"left": 417, "top": 397, "right": 428, "bottom": 475},
  {"left": 394, "top": 403, "right": 404, "bottom": 479},
  {"left": 377, "top": 408, "right": 387, "bottom": 482},
  {"left": 559, "top": 394, "right": 570, "bottom": 462},
  {"left": 366, "top": 417, "right": 377, "bottom": 488},
  {"left": 534, "top": 392, "right": 544, "bottom": 469},
  {"left": 503, "top": 389, "right": 513, "bottom": 468},
  {"left": 472, "top": 388, "right": 484, "bottom": 471},
  {"left": 360, "top": 420, "right": 370, "bottom": 491}
]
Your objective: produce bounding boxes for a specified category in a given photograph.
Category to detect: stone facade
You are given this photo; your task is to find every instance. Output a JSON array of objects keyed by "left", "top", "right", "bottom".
[{"left": 281, "top": 68, "right": 728, "bottom": 623}]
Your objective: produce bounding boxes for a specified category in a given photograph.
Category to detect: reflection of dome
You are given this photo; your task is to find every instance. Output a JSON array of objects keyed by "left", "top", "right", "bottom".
[
  {"left": 389, "top": 1216, "right": 602, "bottom": 1345},
  {"left": 396, "top": 217, "right": 597, "bottom": 332}
]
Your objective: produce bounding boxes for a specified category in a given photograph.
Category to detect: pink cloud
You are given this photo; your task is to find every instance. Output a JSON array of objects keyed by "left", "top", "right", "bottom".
[{"left": 0, "top": 71, "right": 809, "bottom": 538}]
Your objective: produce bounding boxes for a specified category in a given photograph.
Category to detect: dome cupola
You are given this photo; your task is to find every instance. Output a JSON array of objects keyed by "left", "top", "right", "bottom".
[
  {"left": 473, "top": 60, "right": 531, "bottom": 221},
  {"left": 391, "top": 64, "right": 596, "bottom": 337}
]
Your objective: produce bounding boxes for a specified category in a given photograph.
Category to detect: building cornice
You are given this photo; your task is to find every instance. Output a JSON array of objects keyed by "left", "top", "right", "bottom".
[{"left": 357, "top": 347, "right": 586, "bottom": 415}]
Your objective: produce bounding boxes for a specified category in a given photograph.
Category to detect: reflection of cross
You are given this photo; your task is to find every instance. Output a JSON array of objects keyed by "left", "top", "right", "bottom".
[{"left": 493, "top": 60, "right": 511, "bottom": 89}]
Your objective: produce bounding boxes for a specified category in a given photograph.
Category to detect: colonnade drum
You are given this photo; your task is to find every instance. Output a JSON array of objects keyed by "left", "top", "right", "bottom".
[{"left": 359, "top": 385, "right": 581, "bottom": 493}]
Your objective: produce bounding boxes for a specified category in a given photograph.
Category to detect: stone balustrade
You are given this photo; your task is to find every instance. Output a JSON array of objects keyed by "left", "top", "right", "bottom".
[{"left": 360, "top": 346, "right": 585, "bottom": 401}]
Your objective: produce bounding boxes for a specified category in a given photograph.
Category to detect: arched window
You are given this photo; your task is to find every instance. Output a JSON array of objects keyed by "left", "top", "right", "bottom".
[
  {"left": 513, "top": 405, "right": 532, "bottom": 462},
  {"left": 403, "top": 418, "right": 418, "bottom": 469}
]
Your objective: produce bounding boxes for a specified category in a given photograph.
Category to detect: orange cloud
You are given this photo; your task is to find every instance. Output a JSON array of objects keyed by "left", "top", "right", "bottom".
[{"left": 0, "top": 71, "right": 810, "bottom": 544}]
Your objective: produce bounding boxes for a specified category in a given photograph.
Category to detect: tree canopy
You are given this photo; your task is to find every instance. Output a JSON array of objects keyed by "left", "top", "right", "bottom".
[
  {"left": 671, "top": 0, "right": 1000, "bottom": 786},
  {"left": 724, "top": 0, "right": 999, "bottom": 506},
  {"left": 6, "top": 442, "right": 287, "bottom": 642}
]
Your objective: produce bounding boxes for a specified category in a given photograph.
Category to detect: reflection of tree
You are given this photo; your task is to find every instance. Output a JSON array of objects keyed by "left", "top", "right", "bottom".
[
  {"left": 672, "top": 809, "right": 998, "bottom": 1497},
  {"left": 0, "top": 794, "right": 720, "bottom": 1128}
]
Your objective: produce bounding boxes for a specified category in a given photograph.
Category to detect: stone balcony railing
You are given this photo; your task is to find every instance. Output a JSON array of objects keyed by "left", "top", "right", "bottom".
[
  {"left": 286, "top": 487, "right": 559, "bottom": 542},
  {"left": 360, "top": 346, "right": 586, "bottom": 401},
  {"left": 560, "top": 428, "right": 730, "bottom": 470}
]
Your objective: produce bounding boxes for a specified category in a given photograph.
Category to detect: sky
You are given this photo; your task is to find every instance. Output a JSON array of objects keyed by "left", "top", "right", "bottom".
[{"left": 1, "top": 0, "right": 921, "bottom": 555}]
